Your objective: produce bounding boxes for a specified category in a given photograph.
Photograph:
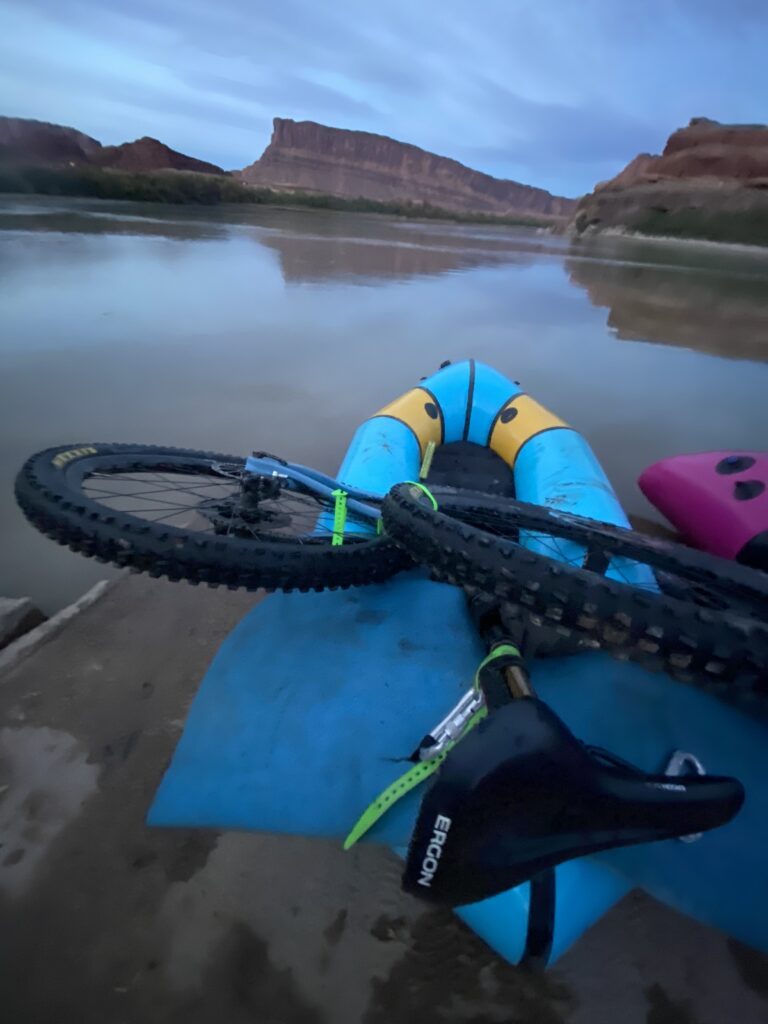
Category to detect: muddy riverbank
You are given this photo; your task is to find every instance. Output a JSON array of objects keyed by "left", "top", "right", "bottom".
[{"left": 1, "top": 574, "right": 767, "bottom": 1023}]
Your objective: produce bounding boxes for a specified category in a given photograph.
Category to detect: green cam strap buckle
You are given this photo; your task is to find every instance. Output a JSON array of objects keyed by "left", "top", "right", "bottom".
[{"left": 331, "top": 488, "right": 348, "bottom": 546}]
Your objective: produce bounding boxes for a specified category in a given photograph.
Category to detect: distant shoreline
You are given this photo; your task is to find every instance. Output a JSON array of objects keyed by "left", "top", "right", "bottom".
[
  {"left": 0, "top": 163, "right": 558, "bottom": 230},
  {"left": 576, "top": 224, "right": 768, "bottom": 256}
]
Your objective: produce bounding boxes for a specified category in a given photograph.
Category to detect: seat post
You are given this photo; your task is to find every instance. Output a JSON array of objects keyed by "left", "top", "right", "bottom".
[{"left": 504, "top": 660, "right": 534, "bottom": 699}]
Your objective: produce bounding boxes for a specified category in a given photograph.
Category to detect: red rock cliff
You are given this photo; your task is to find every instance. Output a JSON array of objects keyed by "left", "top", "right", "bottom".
[
  {"left": 0, "top": 118, "right": 224, "bottom": 176},
  {"left": 0, "top": 116, "right": 101, "bottom": 164},
  {"left": 573, "top": 118, "right": 768, "bottom": 244},
  {"left": 240, "top": 118, "right": 576, "bottom": 218},
  {"left": 596, "top": 118, "right": 768, "bottom": 190},
  {"left": 96, "top": 137, "right": 224, "bottom": 175}
]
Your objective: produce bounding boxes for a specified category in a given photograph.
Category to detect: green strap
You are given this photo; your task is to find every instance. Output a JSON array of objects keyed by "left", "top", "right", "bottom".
[
  {"left": 331, "top": 488, "right": 348, "bottom": 546},
  {"left": 403, "top": 480, "right": 438, "bottom": 510},
  {"left": 343, "top": 643, "right": 522, "bottom": 850},
  {"left": 375, "top": 479, "right": 434, "bottom": 537},
  {"left": 343, "top": 706, "right": 486, "bottom": 850},
  {"left": 419, "top": 440, "right": 436, "bottom": 481},
  {"left": 473, "top": 643, "right": 521, "bottom": 692}
]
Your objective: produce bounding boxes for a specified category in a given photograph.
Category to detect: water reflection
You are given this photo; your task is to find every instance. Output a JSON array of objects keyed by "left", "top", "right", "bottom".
[
  {"left": 2, "top": 195, "right": 768, "bottom": 611},
  {"left": 260, "top": 229, "right": 535, "bottom": 283},
  {"left": 567, "top": 241, "right": 768, "bottom": 362},
  {"left": 256, "top": 212, "right": 564, "bottom": 283},
  {"left": 0, "top": 200, "right": 230, "bottom": 242},
  {"left": 2, "top": 199, "right": 537, "bottom": 269},
  {"left": 0, "top": 196, "right": 564, "bottom": 284}
]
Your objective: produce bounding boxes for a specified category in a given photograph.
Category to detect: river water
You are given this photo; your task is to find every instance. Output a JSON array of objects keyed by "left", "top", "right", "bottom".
[{"left": 1, "top": 195, "right": 767, "bottom": 613}]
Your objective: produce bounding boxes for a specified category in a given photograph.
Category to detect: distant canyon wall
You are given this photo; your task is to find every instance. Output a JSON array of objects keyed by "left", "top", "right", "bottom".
[
  {"left": 0, "top": 117, "right": 224, "bottom": 175},
  {"left": 603, "top": 119, "right": 768, "bottom": 186},
  {"left": 239, "top": 118, "right": 576, "bottom": 219},
  {"left": 572, "top": 118, "right": 768, "bottom": 244},
  {"left": 93, "top": 138, "right": 224, "bottom": 175},
  {"left": 0, "top": 117, "right": 102, "bottom": 164}
]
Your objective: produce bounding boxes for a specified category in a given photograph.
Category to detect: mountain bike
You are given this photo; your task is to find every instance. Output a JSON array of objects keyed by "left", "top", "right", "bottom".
[{"left": 15, "top": 446, "right": 768, "bottom": 709}]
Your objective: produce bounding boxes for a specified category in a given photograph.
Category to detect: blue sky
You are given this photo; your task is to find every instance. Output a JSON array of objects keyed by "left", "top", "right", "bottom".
[{"left": 1, "top": 0, "right": 766, "bottom": 196}]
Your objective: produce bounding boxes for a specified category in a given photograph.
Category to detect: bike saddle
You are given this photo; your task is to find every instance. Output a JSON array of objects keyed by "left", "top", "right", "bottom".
[{"left": 403, "top": 698, "right": 744, "bottom": 906}]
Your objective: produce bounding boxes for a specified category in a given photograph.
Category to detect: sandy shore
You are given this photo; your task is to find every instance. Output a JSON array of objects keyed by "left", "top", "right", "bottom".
[{"left": 1, "top": 574, "right": 766, "bottom": 1023}]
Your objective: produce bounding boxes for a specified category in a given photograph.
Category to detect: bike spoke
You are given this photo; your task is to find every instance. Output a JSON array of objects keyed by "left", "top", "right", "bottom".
[{"left": 80, "top": 465, "right": 374, "bottom": 544}]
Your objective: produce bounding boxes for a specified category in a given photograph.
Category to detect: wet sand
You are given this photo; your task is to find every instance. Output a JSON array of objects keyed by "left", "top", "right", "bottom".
[{"left": 1, "top": 575, "right": 767, "bottom": 1023}]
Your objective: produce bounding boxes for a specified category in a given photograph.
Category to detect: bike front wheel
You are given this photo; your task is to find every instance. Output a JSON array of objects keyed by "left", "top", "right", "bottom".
[{"left": 16, "top": 444, "right": 409, "bottom": 592}]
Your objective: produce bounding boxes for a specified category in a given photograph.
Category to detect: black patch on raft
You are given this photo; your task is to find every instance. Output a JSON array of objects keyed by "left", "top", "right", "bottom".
[
  {"left": 737, "top": 530, "right": 768, "bottom": 572},
  {"left": 428, "top": 440, "right": 514, "bottom": 496},
  {"left": 734, "top": 480, "right": 765, "bottom": 501},
  {"left": 423, "top": 402, "right": 439, "bottom": 420},
  {"left": 500, "top": 406, "right": 519, "bottom": 423},
  {"left": 716, "top": 455, "right": 756, "bottom": 474}
]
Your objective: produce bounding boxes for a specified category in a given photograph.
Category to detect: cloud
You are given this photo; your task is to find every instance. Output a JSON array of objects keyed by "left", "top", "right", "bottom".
[
  {"left": 469, "top": 78, "right": 661, "bottom": 159},
  {"left": 184, "top": 69, "right": 381, "bottom": 123},
  {"left": 1, "top": 0, "right": 767, "bottom": 193}
]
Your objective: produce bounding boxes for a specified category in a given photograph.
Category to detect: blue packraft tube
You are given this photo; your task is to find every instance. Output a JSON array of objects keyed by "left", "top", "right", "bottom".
[
  {"left": 339, "top": 361, "right": 654, "bottom": 586},
  {"left": 340, "top": 360, "right": 616, "bottom": 510}
]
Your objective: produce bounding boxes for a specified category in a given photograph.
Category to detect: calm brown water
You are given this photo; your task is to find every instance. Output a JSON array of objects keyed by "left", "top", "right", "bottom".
[{"left": 1, "top": 195, "right": 767, "bottom": 613}]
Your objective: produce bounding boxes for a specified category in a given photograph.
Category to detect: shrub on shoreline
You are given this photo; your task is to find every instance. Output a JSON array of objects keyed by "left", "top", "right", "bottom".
[{"left": 0, "top": 163, "right": 554, "bottom": 228}]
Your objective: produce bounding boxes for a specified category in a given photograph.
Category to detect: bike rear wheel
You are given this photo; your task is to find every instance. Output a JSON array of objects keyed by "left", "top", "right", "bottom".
[
  {"left": 382, "top": 483, "right": 768, "bottom": 712},
  {"left": 16, "top": 444, "right": 409, "bottom": 592}
]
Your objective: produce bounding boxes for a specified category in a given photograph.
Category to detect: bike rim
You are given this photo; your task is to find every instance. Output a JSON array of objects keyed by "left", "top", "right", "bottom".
[{"left": 80, "top": 460, "right": 374, "bottom": 544}]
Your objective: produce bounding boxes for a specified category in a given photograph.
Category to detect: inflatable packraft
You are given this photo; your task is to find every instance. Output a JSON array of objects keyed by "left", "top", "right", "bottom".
[{"left": 149, "top": 361, "right": 768, "bottom": 964}]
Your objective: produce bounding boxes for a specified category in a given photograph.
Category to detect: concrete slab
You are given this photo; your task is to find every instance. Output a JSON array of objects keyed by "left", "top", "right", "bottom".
[
  {"left": 0, "top": 596, "right": 44, "bottom": 650},
  {"left": 0, "top": 574, "right": 766, "bottom": 1024},
  {"left": 0, "top": 580, "right": 113, "bottom": 675}
]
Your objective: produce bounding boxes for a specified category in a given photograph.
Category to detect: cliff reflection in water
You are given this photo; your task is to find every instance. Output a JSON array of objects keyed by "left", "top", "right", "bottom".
[
  {"left": 567, "top": 245, "right": 768, "bottom": 362},
  {"left": 0, "top": 200, "right": 231, "bottom": 242},
  {"left": 260, "top": 227, "right": 537, "bottom": 283},
  {"left": 2, "top": 195, "right": 553, "bottom": 285}
]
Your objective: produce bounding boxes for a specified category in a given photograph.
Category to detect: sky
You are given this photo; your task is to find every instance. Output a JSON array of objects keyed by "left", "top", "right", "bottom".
[{"left": 1, "top": 0, "right": 767, "bottom": 196}]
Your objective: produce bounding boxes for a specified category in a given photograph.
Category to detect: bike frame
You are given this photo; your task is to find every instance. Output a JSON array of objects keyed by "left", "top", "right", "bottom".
[{"left": 244, "top": 453, "right": 382, "bottom": 523}]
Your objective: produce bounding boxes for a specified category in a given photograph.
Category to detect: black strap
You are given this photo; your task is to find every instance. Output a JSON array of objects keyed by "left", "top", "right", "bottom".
[{"left": 519, "top": 868, "right": 556, "bottom": 969}]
